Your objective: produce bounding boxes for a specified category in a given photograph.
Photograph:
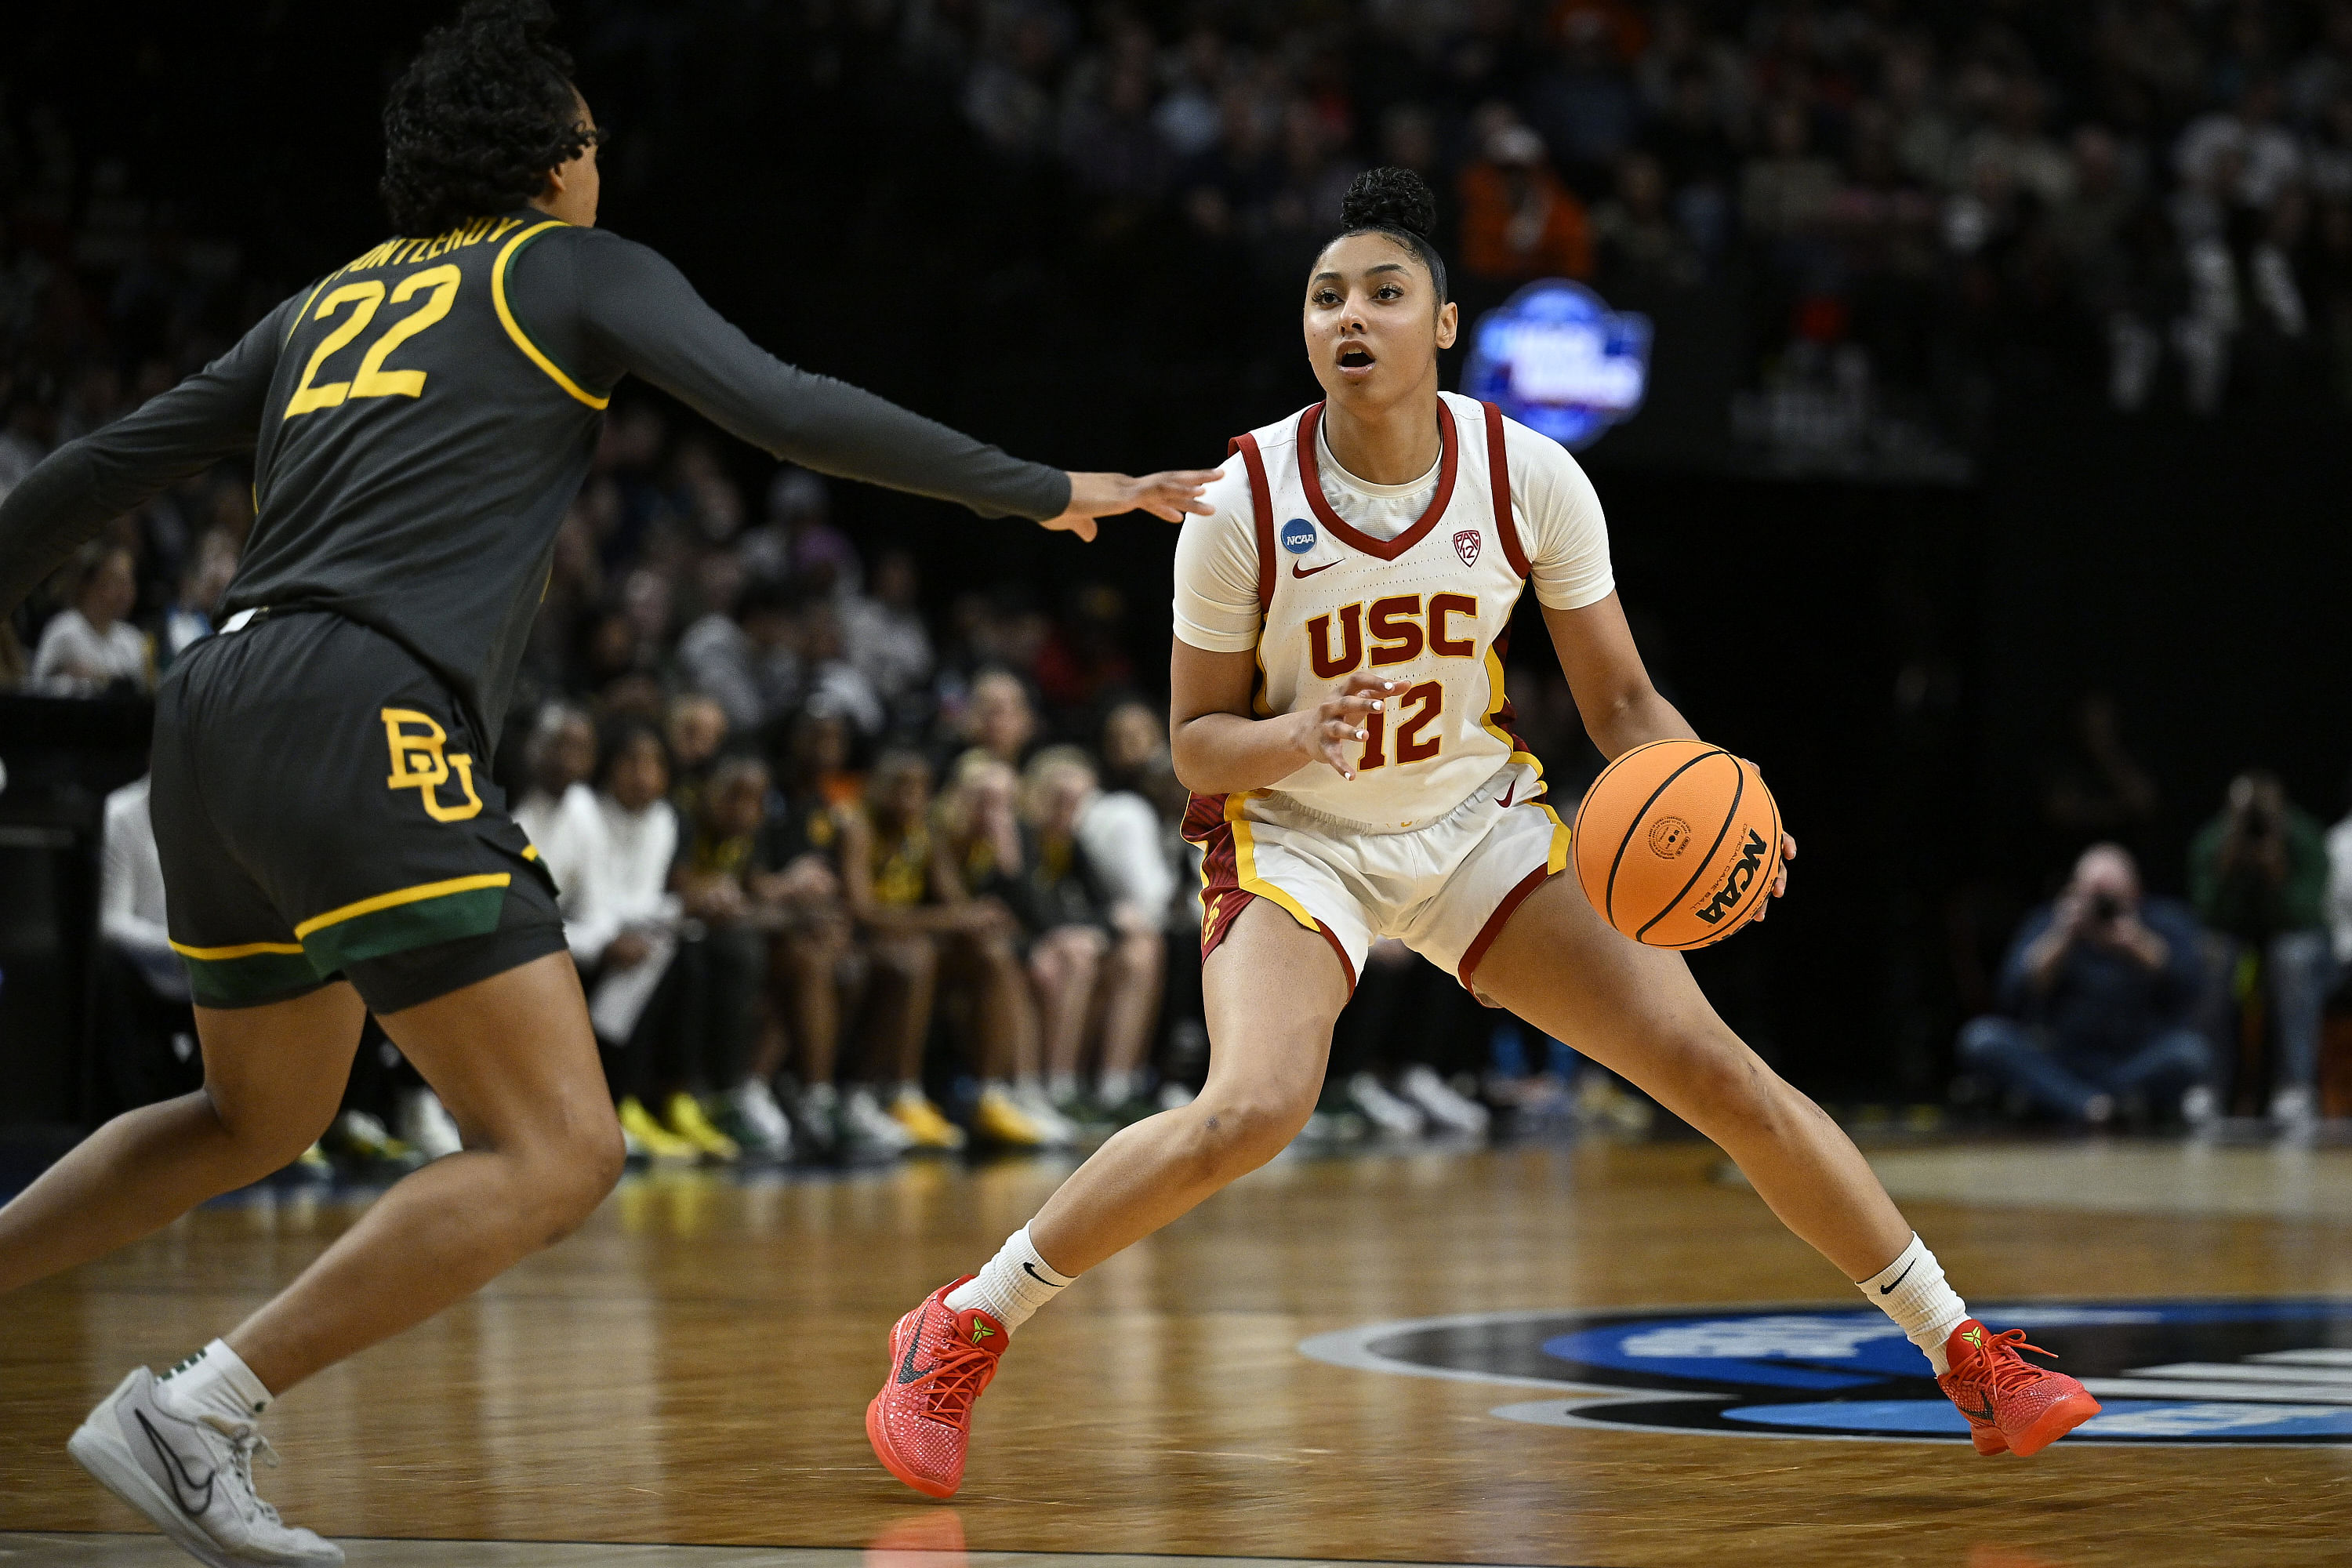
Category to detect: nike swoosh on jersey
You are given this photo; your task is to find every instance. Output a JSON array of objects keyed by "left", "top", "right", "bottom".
[
  {"left": 134, "top": 1409, "right": 215, "bottom": 1517},
  {"left": 1291, "top": 560, "right": 1340, "bottom": 578},
  {"left": 1497, "top": 781, "right": 1515, "bottom": 809}
]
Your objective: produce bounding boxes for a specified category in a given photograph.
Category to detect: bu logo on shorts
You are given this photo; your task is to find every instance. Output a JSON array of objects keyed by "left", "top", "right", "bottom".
[
  {"left": 381, "top": 707, "right": 485, "bottom": 822},
  {"left": 1280, "top": 517, "right": 1317, "bottom": 554},
  {"left": 1454, "top": 529, "right": 1482, "bottom": 567}
]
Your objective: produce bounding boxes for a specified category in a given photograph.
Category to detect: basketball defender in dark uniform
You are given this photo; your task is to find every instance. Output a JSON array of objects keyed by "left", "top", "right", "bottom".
[{"left": 0, "top": 6, "right": 1212, "bottom": 1563}]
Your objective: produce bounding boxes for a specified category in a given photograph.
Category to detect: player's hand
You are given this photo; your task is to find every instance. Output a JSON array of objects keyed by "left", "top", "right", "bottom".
[
  {"left": 1040, "top": 469, "right": 1223, "bottom": 542},
  {"left": 1748, "top": 831, "right": 1797, "bottom": 924},
  {"left": 1294, "top": 673, "right": 1402, "bottom": 781}
]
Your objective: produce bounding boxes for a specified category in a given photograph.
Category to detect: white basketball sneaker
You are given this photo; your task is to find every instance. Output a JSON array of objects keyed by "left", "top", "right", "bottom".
[{"left": 68, "top": 1367, "right": 342, "bottom": 1567}]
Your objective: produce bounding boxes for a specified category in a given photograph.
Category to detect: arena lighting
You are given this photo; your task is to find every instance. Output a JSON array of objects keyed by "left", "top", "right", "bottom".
[{"left": 1461, "top": 278, "right": 1653, "bottom": 449}]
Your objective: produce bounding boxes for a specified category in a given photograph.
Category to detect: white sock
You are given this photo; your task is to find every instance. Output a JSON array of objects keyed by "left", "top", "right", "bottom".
[
  {"left": 156, "top": 1339, "right": 272, "bottom": 1425},
  {"left": 944, "top": 1223, "right": 1075, "bottom": 1333},
  {"left": 1859, "top": 1233, "right": 1969, "bottom": 1375}
]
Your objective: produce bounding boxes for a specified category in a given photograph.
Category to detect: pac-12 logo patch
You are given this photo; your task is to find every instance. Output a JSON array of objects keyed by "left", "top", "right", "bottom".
[
  {"left": 1280, "top": 518, "right": 1317, "bottom": 554},
  {"left": 1299, "top": 1300, "right": 2352, "bottom": 1444},
  {"left": 1454, "top": 529, "right": 1482, "bottom": 567}
]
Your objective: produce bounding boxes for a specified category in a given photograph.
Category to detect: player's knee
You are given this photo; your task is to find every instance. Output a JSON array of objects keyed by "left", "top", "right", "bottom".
[
  {"left": 205, "top": 1086, "right": 337, "bottom": 1178},
  {"left": 522, "top": 1115, "right": 624, "bottom": 1240},
  {"left": 1184, "top": 1089, "right": 1315, "bottom": 1181}
]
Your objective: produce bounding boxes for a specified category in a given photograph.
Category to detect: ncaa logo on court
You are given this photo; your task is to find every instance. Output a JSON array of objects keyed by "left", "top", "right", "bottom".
[
  {"left": 1281, "top": 517, "right": 1318, "bottom": 554},
  {"left": 1301, "top": 1300, "right": 2352, "bottom": 1444}
]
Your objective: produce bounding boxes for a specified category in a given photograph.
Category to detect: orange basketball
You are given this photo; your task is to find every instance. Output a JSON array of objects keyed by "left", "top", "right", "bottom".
[{"left": 1571, "top": 739, "right": 1782, "bottom": 949}]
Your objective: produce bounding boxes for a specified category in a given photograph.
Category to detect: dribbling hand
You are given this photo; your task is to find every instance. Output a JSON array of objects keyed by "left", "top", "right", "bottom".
[
  {"left": 1747, "top": 831, "right": 1798, "bottom": 924},
  {"left": 1041, "top": 469, "right": 1223, "bottom": 541},
  {"left": 1294, "top": 672, "right": 1401, "bottom": 782}
]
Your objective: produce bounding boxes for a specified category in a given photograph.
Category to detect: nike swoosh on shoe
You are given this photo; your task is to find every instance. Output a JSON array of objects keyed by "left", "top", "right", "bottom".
[
  {"left": 896, "top": 1304, "right": 938, "bottom": 1385},
  {"left": 134, "top": 1408, "right": 215, "bottom": 1516}
]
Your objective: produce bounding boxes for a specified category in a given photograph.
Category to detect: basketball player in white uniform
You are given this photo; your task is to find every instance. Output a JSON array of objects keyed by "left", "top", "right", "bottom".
[{"left": 866, "top": 171, "right": 2100, "bottom": 1497}]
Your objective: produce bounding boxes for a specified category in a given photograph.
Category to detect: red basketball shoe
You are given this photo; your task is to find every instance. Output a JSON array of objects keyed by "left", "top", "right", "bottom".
[
  {"left": 1936, "top": 1319, "right": 2101, "bottom": 1457},
  {"left": 866, "top": 1277, "right": 1008, "bottom": 1497}
]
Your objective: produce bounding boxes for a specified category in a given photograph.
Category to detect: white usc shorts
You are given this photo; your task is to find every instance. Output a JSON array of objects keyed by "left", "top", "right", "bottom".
[{"left": 1181, "top": 761, "right": 1569, "bottom": 993}]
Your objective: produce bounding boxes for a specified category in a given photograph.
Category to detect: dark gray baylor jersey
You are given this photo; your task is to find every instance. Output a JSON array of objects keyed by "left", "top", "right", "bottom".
[{"left": 0, "top": 211, "right": 1069, "bottom": 739}]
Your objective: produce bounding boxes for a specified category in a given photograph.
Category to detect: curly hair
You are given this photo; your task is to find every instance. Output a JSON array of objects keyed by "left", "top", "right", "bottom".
[
  {"left": 1328, "top": 166, "right": 1450, "bottom": 304},
  {"left": 379, "top": 0, "right": 592, "bottom": 236}
]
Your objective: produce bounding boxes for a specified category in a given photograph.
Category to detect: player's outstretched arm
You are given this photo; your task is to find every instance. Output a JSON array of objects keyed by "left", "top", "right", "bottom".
[
  {"left": 0, "top": 303, "right": 288, "bottom": 616},
  {"left": 1039, "top": 470, "right": 1221, "bottom": 542},
  {"left": 547, "top": 231, "right": 1212, "bottom": 534}
]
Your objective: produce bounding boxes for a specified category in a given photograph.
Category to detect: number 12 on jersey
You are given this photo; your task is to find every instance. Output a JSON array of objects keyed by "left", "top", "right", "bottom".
[{"left": 1359, "top": 681, "right": 1442, "bottom": 770}]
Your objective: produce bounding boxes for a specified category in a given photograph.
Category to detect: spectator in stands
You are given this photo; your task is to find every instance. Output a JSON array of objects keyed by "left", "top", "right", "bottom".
[
  {"left": 837, "top": 750, "right": 1043, "bottom": 1151},
  {"left": 1099, "top": 696, "right": 1204, "bottom": 1097},
  {"left": 841, "top": 547, "right": 935, "bottom": 714},
  {"left": 1458, "top": 105, "right": 1595, "bottom": 285},
  {"left": 665, "top": 691, "right": 729, "bottom": 820},
  {"left": 958, "top": 667, "right": 1040, "bottom": 771},
  {"left": 768, "top": 706, "right": 911, "bottom": 1159},
  {"left": 2190, "top": 771, "right": 2336, "bottom": 1128},
  {"left": 795, "top": 590, "right": 885, "bottom": 737},
  {"left": 574, "top": 720, "right": 700, "bottom": 1163},
  {"left": 2176, "top": 76, "right": 2305, "bottom": 211},
  {"left": 1047, "top": 746, "right": 1172, "bottom": 1120},
  {"left": 512, "top": 703, "right": 604, "bottom": 926},
  {"left": 942, "top": 753, "right": 1082, "bottom": 1147},
  {"left": 670, "top": 755, "right": 786, "bottom": 1160},
  {"left": 678, "top": 575, "right": 799, "bottom": 735},
  {"left": 744, "top": 737, "right": 863, "bottom": 1161},
  {"left": 33, "top": 542, "right": 149, "bottom": 695},
  {"left": 160, "top": 529, "right": 236, "bottom": 666},
  {"left": 1593, "top": 151, "right": 1701, "bottom": 292},
  {"left": 1742, "top": 100, "right": 1839, "bottom": 245},
  {"left": 95, "top": 775, "right": 201, "bottom": 1112},
  {"left": 1958, "top": 843, "right": 2212, "bottom": 1127}
]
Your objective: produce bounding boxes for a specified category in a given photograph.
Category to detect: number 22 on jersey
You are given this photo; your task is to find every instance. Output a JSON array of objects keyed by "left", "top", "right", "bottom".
[{"left": 285, "top": 265, "right": 461, "bottom": 418}]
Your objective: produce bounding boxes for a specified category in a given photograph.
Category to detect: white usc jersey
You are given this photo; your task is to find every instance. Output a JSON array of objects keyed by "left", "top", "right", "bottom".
[{"left": 1174, "top": 391, "right": 1614, "bottom": 833}]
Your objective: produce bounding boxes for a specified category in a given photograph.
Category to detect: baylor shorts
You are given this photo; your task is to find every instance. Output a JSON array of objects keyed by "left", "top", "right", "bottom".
[{"left": 150, "top": 608, "right": 564, "bottom": 1013}]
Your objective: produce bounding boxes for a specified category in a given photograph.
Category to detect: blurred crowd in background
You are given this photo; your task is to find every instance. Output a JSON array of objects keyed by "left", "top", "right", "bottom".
[
  {"left": 876, "top": 0, "right": 2352, "bottom": 460},
  {"left": 5, "top": 1, "right": 2352, "bottom": 1175}
]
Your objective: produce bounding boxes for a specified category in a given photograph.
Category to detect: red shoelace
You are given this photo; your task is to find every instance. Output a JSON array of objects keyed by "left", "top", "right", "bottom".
[
  {"left": 1973, "top": 1327, "right": 2060, "bottom": 1392},
  {"left": 911, "top": 1329, "right": 1000, "bottom": 1425}
]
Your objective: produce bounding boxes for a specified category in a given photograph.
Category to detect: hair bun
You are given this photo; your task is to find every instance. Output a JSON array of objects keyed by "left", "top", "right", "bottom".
[{"left": 1341, "top": 167, "right": 1437, "bottom": 240}]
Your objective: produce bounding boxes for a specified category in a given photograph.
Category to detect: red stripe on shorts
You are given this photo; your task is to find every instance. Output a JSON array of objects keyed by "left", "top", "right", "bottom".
[
  {"left": 1182, "top": 790, "right": 1355, "bottom": 993},
  {"left": 1457, "top": 856, "right": 1555, "bottom": 991}
]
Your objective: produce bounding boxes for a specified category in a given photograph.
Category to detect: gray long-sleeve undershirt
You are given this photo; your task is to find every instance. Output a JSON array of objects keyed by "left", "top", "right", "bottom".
[{"left": 0, "top": 212, "right": 1069, "bottom": 737}]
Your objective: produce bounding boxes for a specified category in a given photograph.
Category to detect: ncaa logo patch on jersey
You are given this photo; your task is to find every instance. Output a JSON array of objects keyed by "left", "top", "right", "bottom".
[
  {"left": 1453, "top": 529, "right": 1482, "bottom": 567},
  {"left": 1280, "top": 517, "right": 1318, "bottom": 554}
]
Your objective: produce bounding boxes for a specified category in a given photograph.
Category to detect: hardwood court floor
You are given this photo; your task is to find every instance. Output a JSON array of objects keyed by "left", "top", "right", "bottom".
[{"left": 4, "top": 1139, "right": 2350, "bottom": 1568}]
